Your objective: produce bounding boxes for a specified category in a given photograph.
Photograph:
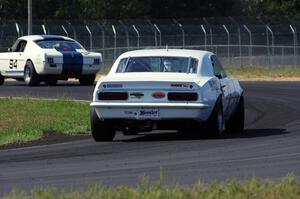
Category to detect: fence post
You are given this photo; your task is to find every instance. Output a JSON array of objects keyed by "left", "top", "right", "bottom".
[
  {"left": 15, "top": 22, "right": 20, "bottom": 38},
  {"left": 119, "top": 20, "right": 130, "bottom": 50},
  {"left": 112, "top": 25, "right": 117, "bottom": 60},
  {"left": 61, "top": 25, "right": 69, "bottom": 37},
  {"left": 290, "top": 25, "right": 298, "bottom": 65},
  {"left": 154, "top": 24, "right": 161, "bottom": 47},
  {"left": 243, "top": 25, "right": 252, "bottom": 57},
  {"left": 85, "top": 25, "right": 93, "bottom": 50},
  {"left": 201, "top": 24, "right": 207, "bottom": 50},
  {"left": 42, "top": 24, "right": 47, "bottom": 35},
  {"left": 96, "top": 22, "right": 105, "bottom": 58},
  {"left": 222, "top": 24, "right": 230, "bottom": 65},
  {"left": 203, "top": 17, "right": 213, "bottom": 51},
  {"left": 132, "top": 25, "right": 140, "bottom": 49},
  {"left": 66, "top": 20, "right": 76, "bottom": 39},
  {"left": 173, "top": 19, "right": 185, "bottom": 48},
  {"left": 266, "top": 25, "right": 274, "bottom": 56}
]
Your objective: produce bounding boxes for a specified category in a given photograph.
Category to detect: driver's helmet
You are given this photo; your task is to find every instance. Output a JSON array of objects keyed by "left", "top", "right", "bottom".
[{"left": 163, "top": 60, "right": 172, "bottom": 72}]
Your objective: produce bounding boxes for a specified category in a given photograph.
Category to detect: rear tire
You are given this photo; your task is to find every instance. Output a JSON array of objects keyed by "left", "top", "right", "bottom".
[
  {"left": 225, "top": 94, "right": 245, "bottom": 133},
  {"left": 24, "top": 61, "right": 40, "bottom": 86},
  {"left": 205, "top": 97, "right": 224, "bottom": 138},
  {"left": 91, "top": 108, "right": 116, "bottom": 141},
  {"left": 0, "top": 74, "right": 4, "bottom": 86},
  {"left": 79, "top": 75, "right": 95, "bottom": 85}
]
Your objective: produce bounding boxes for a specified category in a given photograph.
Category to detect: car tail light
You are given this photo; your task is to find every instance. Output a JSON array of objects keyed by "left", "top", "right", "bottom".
[
  {"left": 168, "top": 92, "right": 198, "bottom": 101},
  {"left": 98, "top": 92, "right": 128, "bottom": 100},
  {"left": 47, "top": 57, "right": 54, "bottom": 64},
  {"left": 152, "top": 92, "right": 165, "bottom": 99}
]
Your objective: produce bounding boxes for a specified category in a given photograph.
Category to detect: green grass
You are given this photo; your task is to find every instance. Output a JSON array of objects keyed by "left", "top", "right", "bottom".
[
  {"left": 226, "top": 66, "right": 300, "bottom": 80},
  {"left": 0, "top": 98, "right": 90, "bottom": 146},
  {"left": 3, "top": 175, "right": 300, "bottom": 199}
]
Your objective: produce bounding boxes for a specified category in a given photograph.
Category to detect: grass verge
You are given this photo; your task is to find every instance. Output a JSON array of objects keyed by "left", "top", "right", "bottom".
[
  {"left": 0, "top": 98, "right": 90, "bottom": 146},
  {"left": 3, "top": 175, "right": 300, "bottom": 199},
  {"left": 226, "top": 66, "right": 300, "bottom": 81}
]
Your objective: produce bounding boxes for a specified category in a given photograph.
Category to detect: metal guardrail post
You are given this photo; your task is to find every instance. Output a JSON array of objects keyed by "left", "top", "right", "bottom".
[
  {"left": 85, "top": 25, "right": 93, "bottom": 50},
  {"left": 154, "top": 24, "right": 161, "bottom": 47},
  {"left": 112, "top": 25, "right": 117, "bottom": 60},
  {"left": 222, "top": 24, "right": 230, "bottom": 64},
  {"left": 201, "top": 24, "right": 207, "bottom": 50},
  {"left": 61, "top": 25, "right": 69, "bottom": 37},
  {"left": 132, "top": 25, "right": 140, "bottom": 48},
  {"left": 243, "top": 25, "right": 252, "bottom": 57}
]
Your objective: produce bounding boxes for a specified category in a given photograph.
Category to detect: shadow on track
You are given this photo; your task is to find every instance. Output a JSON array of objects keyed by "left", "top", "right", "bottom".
[{"left": 123, "top": 128, "right": 288, "bottom": 142}]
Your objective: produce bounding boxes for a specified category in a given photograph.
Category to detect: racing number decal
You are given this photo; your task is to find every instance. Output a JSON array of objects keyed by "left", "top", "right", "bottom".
[{"left": 9, "top": 59, "right": 17, "bottom": 69}]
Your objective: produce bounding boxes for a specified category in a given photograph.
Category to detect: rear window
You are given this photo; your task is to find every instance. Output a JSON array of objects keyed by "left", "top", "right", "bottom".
[
  {"left": 116, "top": 56, "right": 198, "bottom": 73},
  {"left": 35, "top": 39, "right": 84, "bottom": 51}
]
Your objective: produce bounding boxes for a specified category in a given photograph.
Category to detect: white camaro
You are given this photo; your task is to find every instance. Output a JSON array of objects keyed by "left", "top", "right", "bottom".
[
  {"left": 0, "top": 35, "right": 102, "bottom": 86},
  {"left": 90, "top": 49, "right": 244, "bottom": 141}
]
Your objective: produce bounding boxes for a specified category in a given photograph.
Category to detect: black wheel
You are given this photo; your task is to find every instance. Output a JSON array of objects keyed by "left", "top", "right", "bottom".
[
  {"left": 45, "top": 78, "right": 58, "bottom": 86},
  {"left": 79, "top": 75, "right": 95, "bottom": 85},
  {"left": 225, "top": 94, "right": 245, "bottom": 133},
  {"left": 91, "top": 108, "right": 116, "bottom": 141},
  {"left": 0, "top": 74, "right": 4, "bottom": 86},
  {"left": 24, "top": 61, "right": 40, "bottom": 86},
  {"left": 205, "top": 97, "right": 224, "bottom": 138}
]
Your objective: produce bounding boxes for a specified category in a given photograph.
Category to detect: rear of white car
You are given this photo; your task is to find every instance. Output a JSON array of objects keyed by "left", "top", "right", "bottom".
[{"left": 90, "top": 49, "right": 228, "bottom": 141}]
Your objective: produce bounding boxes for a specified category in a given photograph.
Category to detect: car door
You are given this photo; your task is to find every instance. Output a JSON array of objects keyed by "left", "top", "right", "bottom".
[
  {"left": 210, "top": 55, "right": 232, "bottom": 118},
  {"left": 8, "top": 39, "right": 27, "bottom": 74}
]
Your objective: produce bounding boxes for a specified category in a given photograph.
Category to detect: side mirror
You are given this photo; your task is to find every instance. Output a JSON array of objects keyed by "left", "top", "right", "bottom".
[{"left": 7, "top": 48, "right": 12, "bottom": 52}]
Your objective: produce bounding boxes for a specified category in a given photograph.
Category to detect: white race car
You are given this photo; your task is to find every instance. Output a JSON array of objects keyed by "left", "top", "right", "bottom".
[
  {"left": 0, "top": 35, "right": 102, "bottom": 86},
  {"left": 90, "top": 49, "right": 244, "bottom": 141}
]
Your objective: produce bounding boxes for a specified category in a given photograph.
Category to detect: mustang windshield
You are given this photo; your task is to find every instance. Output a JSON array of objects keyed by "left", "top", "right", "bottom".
[
  {"left": 35, "top": 39, "right": 84, "bottom": 51},
  {"left": 116, "top": 57, "right": 198, "bottom": 73}
]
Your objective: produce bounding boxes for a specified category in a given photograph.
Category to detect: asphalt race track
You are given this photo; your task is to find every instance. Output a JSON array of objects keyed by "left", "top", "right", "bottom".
[{"left": 0, "top": 81, "right": 300, "bottom": 194}]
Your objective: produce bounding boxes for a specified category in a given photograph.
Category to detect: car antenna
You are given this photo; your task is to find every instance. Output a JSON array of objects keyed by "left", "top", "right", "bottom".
[{"left": 166, "top": 44, "right": 168, "bottom": 51}]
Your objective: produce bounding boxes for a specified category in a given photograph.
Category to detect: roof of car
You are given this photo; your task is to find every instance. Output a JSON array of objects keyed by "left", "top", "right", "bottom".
[
  {"left": 18, "top": 35, "right": 74, "bottom": 42},
  {"left": 118, "top": 49, "right": 212, "bottom": 59}
]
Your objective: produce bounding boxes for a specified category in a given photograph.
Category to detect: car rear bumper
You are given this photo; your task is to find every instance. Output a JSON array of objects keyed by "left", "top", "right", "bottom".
[{"left": 90, "top": 102, "right": 211, "bottom": 121}]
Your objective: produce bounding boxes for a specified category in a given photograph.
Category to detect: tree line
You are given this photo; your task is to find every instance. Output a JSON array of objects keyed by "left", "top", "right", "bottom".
[{"left": 0, "top": 0, "right": 300, "bottom": 20}]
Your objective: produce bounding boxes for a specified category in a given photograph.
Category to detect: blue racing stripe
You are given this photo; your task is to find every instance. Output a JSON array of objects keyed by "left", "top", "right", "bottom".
[{"left": 61, "top": 51, "right": 83, "bottom": 75}]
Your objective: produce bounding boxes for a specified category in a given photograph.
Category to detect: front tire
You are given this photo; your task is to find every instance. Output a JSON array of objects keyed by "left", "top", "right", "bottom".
[
  {"left": 79, "top": 75, "right": 95, "bottom": 85},
  {"left": 24, "top": 61, "right": 40, "bottom": 86},
  {"left": 0, "top": 74, "right": 4, "bottom": 86},
  {"left": 91, "top": 108, "right": 116, "bottom": 141},
  {"left": 225, "top": 94, "right": 245, "bottom": 133}
]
